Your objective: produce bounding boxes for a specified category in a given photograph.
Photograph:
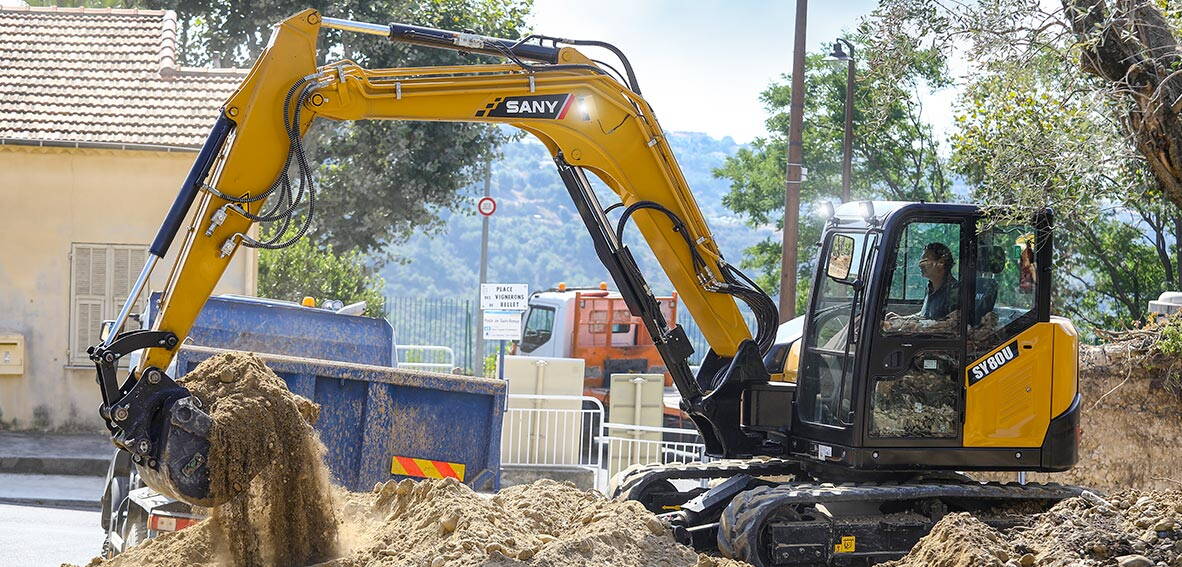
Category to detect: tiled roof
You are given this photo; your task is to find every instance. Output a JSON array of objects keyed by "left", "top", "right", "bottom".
[{"left": 0, "top": 6, "right": 246, "bottom": 150}]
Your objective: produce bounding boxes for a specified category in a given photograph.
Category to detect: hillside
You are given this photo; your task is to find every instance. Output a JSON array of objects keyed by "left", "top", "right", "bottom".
[{"left": 381, "top": 131, "right": 772, "bottom": 301}]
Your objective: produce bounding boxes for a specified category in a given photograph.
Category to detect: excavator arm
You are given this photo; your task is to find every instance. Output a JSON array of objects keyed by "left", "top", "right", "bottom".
[{"left": 90, "top": 9, "right": 777, "bottom": 506}]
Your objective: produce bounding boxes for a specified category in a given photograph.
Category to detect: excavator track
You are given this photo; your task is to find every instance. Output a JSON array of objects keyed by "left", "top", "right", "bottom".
[
  {"left": 716, "top": 480, "right": 1083, "bottom": 566},
  {"left": 610, "top": 458, "right": 806, "bottom": 509},
  {"left": 611, "top": 460, "right": 1084, "bottom": 567}
]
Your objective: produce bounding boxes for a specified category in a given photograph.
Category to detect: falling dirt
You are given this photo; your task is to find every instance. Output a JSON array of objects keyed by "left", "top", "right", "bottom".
[
  {"left": 885, "top": 489, "right": 1182, "bottom": 567},
  {"left": 76, "top": 352, "right": 745, "bottom": 567},
  {"left": 84, "top": 352, "right": 339, "bottom": 567},
  {"left": 81, "top": 477, "right": 748, "bottom": 567}
]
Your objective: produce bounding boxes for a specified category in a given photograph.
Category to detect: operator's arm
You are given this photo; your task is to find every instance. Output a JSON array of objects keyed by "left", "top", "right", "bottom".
[{"left": 96, "top": 9, "right": 777, "bottom": 506}]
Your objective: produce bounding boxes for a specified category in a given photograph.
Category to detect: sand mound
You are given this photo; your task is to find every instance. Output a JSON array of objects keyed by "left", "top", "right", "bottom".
[
  {"left": 327, "top": 477, "right": 747, "bottom": 567},
  {"left": 84, "top": 477, "right": 748, "bottom": 567},
  {"left": 885, "top": 489, "right": 1182, "bottom": 567},
  {"left": 882, "top": 513, "right": 1013, "bottom": 567},
  {"left": 79, "top": 354, "right": 745, "bottom": 567}
]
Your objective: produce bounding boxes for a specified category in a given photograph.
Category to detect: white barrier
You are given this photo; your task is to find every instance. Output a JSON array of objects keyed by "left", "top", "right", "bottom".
[
  {"left": 395, "top": 345, "right": 455, "bottom": 372},
  {"left": 501, "top": 394, "right": 605, "bottom": 486},
  {"left": 599, "top": 422, "right": 707, "bottom": 487},
  {"left": 500, "top": 393, "right": 709, "bottom": 493}
]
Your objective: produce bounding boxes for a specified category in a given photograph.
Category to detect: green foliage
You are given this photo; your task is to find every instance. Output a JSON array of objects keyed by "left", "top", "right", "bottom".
[
  {"left": 1057, "top": 213, "right": 1171, "bottom": 331},
  {"left": 713, "top": 35, "right": 951, "bottom": 302},
  {"left": 151, "top": 0, "right": 532, "bottom": 256},
  {"left": 864, "top": 0, "right": 1182, "bottom": 334},
  {"left": 1156, "top": 317, "right": 1182, "bottom": 357},
  {"left": 258, "top": 236, "right": 388, "bottom": 318}
]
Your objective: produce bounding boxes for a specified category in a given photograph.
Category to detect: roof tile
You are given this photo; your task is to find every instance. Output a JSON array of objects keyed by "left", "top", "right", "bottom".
[{"left": 0, "top": 7, "right": 245, "bottom": 149}]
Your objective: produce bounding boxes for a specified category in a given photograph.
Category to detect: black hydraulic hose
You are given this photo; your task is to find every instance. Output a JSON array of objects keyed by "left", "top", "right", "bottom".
[
  {"left": 613, "top": 200, "right": 778, "bottom": 354},
  {"left": 553, "top": 37, "right": 642, "bottom": 94}
]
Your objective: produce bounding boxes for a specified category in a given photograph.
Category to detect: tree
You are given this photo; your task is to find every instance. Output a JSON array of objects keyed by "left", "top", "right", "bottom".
[
  {"left": 1064, "top": 0, "right": 1182, "bottom": 210},
  {"left": 153, "top": 0, "right": 532, "bottom": 255},
  {"left": 257, "top": 236, "right": 388, "bottom": 318},
  {"left": 865, "top": 0, "right": 1182, "bottom": 331},
  {"left": 714, "top": 37, "right": 951, "bottom": 305}
]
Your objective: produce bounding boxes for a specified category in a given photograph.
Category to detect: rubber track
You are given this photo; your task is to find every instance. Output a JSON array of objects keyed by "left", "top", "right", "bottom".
[
  {"left": 717, "top": 480, "right": 1084, "bottom": 566},
  {"left": 610, "top": 459, "right": 803, "bottom": 502}
]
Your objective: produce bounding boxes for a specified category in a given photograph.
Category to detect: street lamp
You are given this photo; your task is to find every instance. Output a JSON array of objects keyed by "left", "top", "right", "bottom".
[{"left": 826, "top": 38, "right": 855, "bottom": 203}]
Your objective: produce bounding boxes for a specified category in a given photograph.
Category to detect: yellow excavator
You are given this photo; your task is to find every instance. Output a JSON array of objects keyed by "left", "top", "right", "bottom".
[{"left": 90, "top": 10, "right": 1082, "bottom": 566}]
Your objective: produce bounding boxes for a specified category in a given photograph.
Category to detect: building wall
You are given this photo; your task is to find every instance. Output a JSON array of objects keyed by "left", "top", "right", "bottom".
[{"left": 0, "top": 145, "right": 257, "bottom": 430}]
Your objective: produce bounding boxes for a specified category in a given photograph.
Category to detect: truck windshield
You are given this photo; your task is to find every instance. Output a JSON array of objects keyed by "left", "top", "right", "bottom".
[
  {"left": 520, "top": 306, "right": 555, "bottom": 353},
  {"left": 798, "top": 231, "right": 876, "bottom": 427}
]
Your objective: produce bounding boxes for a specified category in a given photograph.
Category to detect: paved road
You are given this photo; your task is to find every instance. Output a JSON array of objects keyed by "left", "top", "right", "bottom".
[{"left": 0, "top": 503, "right": 105, "bottom": 567}]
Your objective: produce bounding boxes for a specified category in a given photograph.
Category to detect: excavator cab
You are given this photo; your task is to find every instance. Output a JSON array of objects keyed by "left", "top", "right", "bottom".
[{"left": 787, "top": 201, "right": 1079, "bottom": 475}]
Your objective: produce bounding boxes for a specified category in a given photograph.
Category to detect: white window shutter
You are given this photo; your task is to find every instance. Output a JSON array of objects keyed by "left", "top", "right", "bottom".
[
  {"left": 74, "top": 299, "right": 103, "bottom": 361},
  {"left": 72, "top": 244, "right": 107, "bottom": 364}
]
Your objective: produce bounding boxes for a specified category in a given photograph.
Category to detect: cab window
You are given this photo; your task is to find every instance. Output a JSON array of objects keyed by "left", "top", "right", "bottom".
[
  {"left": 967, "top": 223, "right": 1039, "bottom": 361},
  {"left": 798, "top": 231, "right": 876, "bottom": 428},
  {"left": 880, "top": 221, "right": 962, "bottom": 337},
  {"left": 870, "top": 220, "right": 963, "bottom": 439},
  {"left": 519, "top": 306, "right": 555, "bottom": 353}
]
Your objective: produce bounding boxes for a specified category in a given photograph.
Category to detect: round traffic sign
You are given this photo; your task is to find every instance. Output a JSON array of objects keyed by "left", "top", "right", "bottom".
[{"left": 478, "top": 196, "right": 497, "bottom": 216}]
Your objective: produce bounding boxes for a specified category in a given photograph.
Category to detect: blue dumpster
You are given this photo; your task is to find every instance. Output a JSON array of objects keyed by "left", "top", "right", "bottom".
[
  {"left": 176, "top": 346, "right": 504, "bottom": 492},
  {"left": 143, "top": 293, "right": 502, "bottom": 491},
  {"left": 148, "top": 292, "right": 394, "bottom": 366}
]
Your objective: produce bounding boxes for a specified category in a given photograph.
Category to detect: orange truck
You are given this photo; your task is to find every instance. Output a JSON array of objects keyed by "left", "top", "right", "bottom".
[{"left": 516, "top": 283, "right": 687, "bottom": 423}]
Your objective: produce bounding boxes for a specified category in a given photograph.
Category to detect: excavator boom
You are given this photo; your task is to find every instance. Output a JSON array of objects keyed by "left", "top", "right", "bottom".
[{"left": 90, "top": 10, "right": 777, "bottom": 506}]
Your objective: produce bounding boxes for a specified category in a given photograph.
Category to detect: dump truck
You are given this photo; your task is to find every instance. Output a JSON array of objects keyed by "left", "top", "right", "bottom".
[{"left": 100, "top": 294, "right": 505, "bottom": 555}]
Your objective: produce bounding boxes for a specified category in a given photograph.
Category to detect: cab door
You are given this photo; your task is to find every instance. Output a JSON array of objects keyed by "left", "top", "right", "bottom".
[{"left": 864, "top": 217, "right": 969, "bottom": 447}]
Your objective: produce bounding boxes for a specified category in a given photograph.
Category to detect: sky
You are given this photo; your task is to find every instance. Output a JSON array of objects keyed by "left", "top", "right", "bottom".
[{"left": 531, "top": 0, "right": 913, "bottom": 144}]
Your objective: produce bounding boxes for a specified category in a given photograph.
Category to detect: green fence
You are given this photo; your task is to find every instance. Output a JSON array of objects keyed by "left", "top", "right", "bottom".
[{"left": 385, "top": 296, "right": 762, "bottom": 374}]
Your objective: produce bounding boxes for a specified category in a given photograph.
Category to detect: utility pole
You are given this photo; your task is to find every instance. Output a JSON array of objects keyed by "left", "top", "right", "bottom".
[
  {"left": 474, "top": 159, "right": 491, "bottom": 373},
  {"left": 780, "top": 0, "right": 807, "bottom": 320}
]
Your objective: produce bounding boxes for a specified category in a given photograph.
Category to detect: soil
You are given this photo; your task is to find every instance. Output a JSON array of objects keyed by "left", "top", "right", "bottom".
[
  {"left": 885, "top": 489, "right": 1182, "bottom": 567},
  {"left": 869, "top": 370, "right": 960, "bottom": 438},
  {"left": 322, "top": 477, "right": 748, "bottom": 567},
  {"left": 85, "top": 352, "right": 339, "bottom": 567}
]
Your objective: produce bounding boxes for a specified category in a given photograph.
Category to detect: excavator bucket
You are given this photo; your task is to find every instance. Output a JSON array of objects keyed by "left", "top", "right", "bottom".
[{"left": 91, "top": 329, "right": 257, "bottom": 507}]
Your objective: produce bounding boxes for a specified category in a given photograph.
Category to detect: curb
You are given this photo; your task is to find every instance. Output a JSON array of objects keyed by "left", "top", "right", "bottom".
[
  {"left": 0, "top": 495, "right": 101, "bottom": 511},
  {"left": 0, "top": 456, "right": 108, "bottom": 477}
]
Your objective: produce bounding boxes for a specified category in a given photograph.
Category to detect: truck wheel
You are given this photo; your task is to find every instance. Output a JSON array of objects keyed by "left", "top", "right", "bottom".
[{"left": 124, "top": 511, "right": 148, "bottom": 549}]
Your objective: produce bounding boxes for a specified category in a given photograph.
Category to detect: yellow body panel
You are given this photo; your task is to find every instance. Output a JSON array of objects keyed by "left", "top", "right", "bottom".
[
  {"left": 1049, "top": 316, "right": 1079, "bottom": 417},
  {"left": 963, "top": 322, "right": 1066, "bottom": 447},
  {"left": 770, "top": 340, "right": 800, "bottom": 383},
  {"left": 142, "top": 10, "right": 752, "bottom": 373}
]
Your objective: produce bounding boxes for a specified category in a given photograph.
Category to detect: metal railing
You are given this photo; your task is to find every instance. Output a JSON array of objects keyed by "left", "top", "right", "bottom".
[
  {"left": 501, "top": 394, "right": 605, "bottom": 485},
  {"left": 395, "top": 345, "right": 456, "bottom": 372},
  {"left": 500, "top": 393, "right": 708, "bottom": 493},
  {"left": 384, "top": 295, "right": 753, "bottom": 370},
  {"left": 599, "top": 422, "right": 706, "bottom": 488}
]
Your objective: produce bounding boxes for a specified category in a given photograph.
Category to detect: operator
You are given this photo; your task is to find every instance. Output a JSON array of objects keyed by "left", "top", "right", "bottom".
[{"left": 882, "top": 242, "right": 960, "bottom": 334}]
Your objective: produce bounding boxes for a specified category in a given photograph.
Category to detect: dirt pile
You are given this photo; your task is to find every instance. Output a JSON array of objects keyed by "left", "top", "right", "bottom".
[
  {"left": 81, "top": 477, "right": 748, "bottom": 567},
  {"left": 885, "top": 489, "right": 1182, "bottom": 567},
  {"left": 89, "top": 352, "right": 339, "bottom": 567},
  {"left": 325, "top": 477, "right": 747, "bottom": 567}
]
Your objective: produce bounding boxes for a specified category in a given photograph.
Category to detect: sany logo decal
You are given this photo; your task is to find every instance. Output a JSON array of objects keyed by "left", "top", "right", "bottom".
[
  {"left": 968, "top": 341, "right": 1019, "bottom": 385},
  {"left": 477, "top": 94, "right": 574, "bottom": 119},
  {"left": 505, "top": 99, "right": 560, "bottom": 114}
]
